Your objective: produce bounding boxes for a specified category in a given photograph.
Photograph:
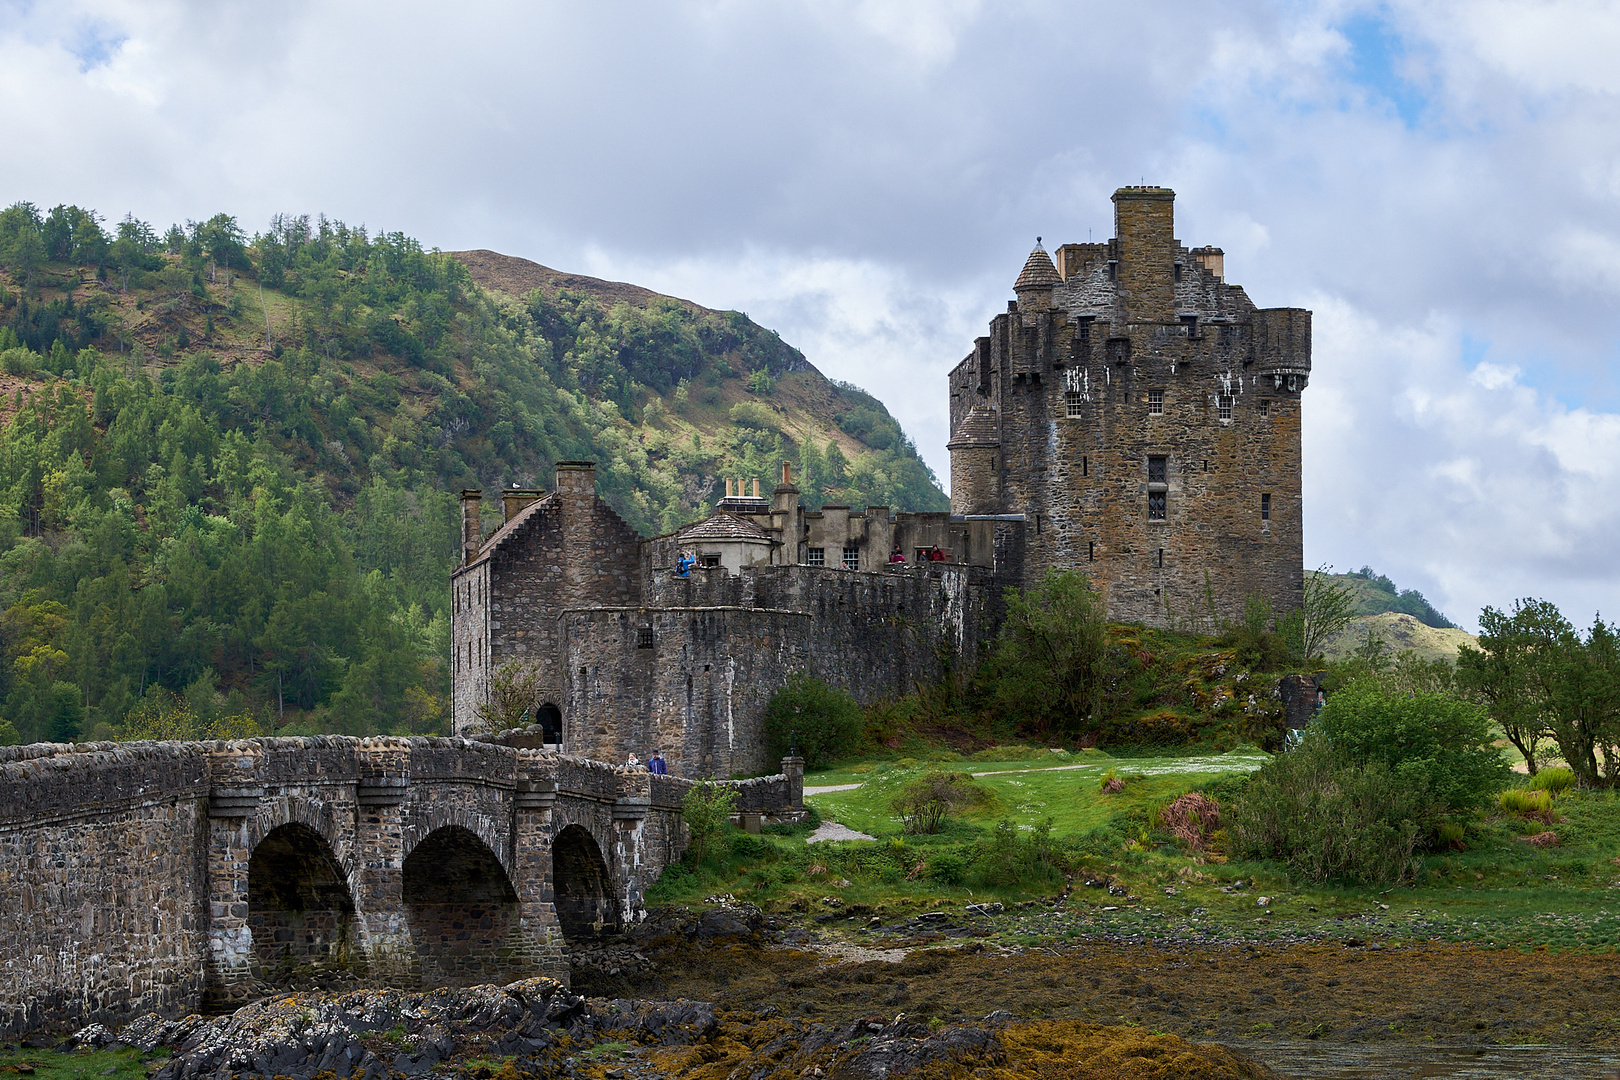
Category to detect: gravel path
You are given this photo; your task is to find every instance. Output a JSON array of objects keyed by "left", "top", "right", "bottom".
[
  {"left": 805, "top": 820, "right": 875, "bottom": 843},
  {"left": 803, "top": 782, "right": 862, "bottom": 794}
]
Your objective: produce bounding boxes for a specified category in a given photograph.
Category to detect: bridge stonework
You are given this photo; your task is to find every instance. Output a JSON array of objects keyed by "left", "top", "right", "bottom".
[{"left": 0, "top": 736, "right": 795, "bottom": 1038}]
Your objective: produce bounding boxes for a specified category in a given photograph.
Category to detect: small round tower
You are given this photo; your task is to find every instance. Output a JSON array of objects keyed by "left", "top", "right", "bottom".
[
  {"left": 1012, "top": 239, "right": 1061, "bottom": 310},
  {"left": 947, "top": 403, "right": 1001, "bottom": 516}
]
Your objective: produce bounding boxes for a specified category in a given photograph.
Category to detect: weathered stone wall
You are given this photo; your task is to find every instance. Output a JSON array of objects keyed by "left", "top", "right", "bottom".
[
  {"left": 0, "top": 742, "right": 209, "bottom": 1039},
  {"left": 563, "top": 563, "right": 995, "bottom": 778},
  {"left": 0, "top": 736, "right": 789, "bottom": 1038},
  {"left": 452, "top": 463, "right": 644, "bottom": 734}
]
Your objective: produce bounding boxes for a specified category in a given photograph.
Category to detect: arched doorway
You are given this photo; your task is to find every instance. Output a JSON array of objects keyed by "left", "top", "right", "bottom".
[
  {"left": 537, "top": 702, "right": 562, "bottom": 747},
  {"left": 402, "top": 826, "right": 523, "bottom": 986},
  {"left": 247, "top": 823, "right": 361, "bottom": 980},
  {"left": 552, "top": 824, "right": 619, "bottom": 940}
]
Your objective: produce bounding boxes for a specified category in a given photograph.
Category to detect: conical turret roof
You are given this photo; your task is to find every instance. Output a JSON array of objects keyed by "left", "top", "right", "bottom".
[
  {"left": 1014, "top": 241, "right": 1061, "bottom": 291},
  {"left": 947, "top": 403, "right": 1000, "bottom": 449}
]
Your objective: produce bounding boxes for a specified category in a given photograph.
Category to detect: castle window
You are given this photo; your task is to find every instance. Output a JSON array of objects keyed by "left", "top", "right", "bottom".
[
  {"left": 1158, "top": 548, "right": 1164, "bottom": 568},
  {"left": 1218, "top": 395, "right": 1233, "bottom": 422},
  {"left": 1148, "top": 390, "right": 1163, "bottom": 415},
  {"left": 1148, "top": 491, "right": 1166, "bottom": 520},
  {"left": 1148, "top": 455, "right": 1167, "bottom": 484},
  {"left": 700, "top": 553, "right": 720, "bottom": 568},
  {"left": 1077, "top": 317, "right": 1092, "bottom": 343},
  {"left": 1082, "top": 456, "right": 1088, "bottom": 477},
  {"left": 1181, "top": 314, "right": 1198, "bottom": 339},
  {"left": 637, "top": 627, "right": 654, "bottom": 649},
  {"left": 842, "top": 545, "right": 859, "bottom": 569},
  {"left": 1174, "top": 263, "right": 1183, "bottom": 283},
  {"left": 1088, "top": 540, "right": 1095, "bottom": 562},
  {"left": 1261, "top": 493, "right": 1271, "bottom": 521},
  {"left": 1107, "top": 337, "right": 1131, "bottom": 365},
  {"left": 1259, "top": 399, "right": 1270, "bottom": 418},
  {"left": 807, "top": 547, "right": 825, "bottom": 566},
  {"left": 1064, "top": 391, "right": 1083, "bottom": 417}
]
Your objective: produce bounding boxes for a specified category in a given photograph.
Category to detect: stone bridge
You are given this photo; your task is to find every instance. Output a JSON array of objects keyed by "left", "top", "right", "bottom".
[{"left": 0, "top": 735, "right": 803, "bottom": 1038}]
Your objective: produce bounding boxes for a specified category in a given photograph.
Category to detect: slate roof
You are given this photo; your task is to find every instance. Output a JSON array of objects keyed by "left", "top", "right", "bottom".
[
  {"left": 458, "top": 491, "right": 557, "bottom": 571},
  {"left": 946, "top": 403, "right": 1000, "bottom": 448},
  {"left": 1014, "top": 243, "right": 1061, "bottom": 291},
  {"left": 677, "top": 512, "right": 771, "bottom": 543}
]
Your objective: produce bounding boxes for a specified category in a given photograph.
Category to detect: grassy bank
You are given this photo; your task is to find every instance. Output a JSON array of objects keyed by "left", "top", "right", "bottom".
[{"left": 647, "top": 744, "right": 1620, "bottom": 952}]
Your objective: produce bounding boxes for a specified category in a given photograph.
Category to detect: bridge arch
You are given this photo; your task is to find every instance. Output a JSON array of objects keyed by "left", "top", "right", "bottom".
[
  {"left": 402, "top": 825, "right": 525, "bottom": 986},
  {"left": 245, "top": 794, "right": 356, "bottom": 883},
  {"left": 247, "top": 822, "right": 363, "bottom": 979},
  {"left": 552, "top": 823, "right": 620, "bottom": 940},
  {"left": 402, "top": 805, "right": 514, "bottom": 883}
]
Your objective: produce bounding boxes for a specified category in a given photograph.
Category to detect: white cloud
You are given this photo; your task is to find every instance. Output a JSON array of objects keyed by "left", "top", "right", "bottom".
[{"left": 4, "top": 0, "right": 1620, "bottom": 626}]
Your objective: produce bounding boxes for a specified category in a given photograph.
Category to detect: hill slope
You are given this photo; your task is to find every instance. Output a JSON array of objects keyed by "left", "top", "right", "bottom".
[{"left": 0, "top": 202, "right": 946, "bottom": 745}]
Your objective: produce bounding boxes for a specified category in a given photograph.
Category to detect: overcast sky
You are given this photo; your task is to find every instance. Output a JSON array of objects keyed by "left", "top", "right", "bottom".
[{"left": 4, "top": 0, "right": 1620, "bottom": 630}]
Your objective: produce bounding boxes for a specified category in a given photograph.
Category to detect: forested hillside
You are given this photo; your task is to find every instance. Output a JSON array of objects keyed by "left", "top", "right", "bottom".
[{"left": 0, "top": 202, "right": 946, "bottom": 745}]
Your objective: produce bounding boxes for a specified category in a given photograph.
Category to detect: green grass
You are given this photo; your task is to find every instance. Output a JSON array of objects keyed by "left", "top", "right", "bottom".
[
  {"left": 807, "top": 747, "right": 1266, "bottom": 839},
  {"left": 649, "top": 746, "right": 1620, "bottom": 952},
  {"left": 0, "top": 1047, "right": 154, "bottom": 1080}
]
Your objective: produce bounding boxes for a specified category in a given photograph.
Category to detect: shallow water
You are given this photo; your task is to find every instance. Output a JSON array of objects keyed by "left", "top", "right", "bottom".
[{"left": 1233, "top": 1039, "right": 1619, "bottom": 1079}]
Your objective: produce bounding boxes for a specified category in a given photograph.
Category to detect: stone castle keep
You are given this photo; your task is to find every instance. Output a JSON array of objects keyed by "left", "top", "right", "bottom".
[{"left": 453, "top": 187, "right": 1311, "bottom": 777}]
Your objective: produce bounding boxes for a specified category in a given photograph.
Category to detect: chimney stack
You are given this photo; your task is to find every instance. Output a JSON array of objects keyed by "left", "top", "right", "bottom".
[
  {"left": 460, "top": 490, "right": 483, "bottom": 566},
  {"left": 502, "top": 486, "right": 544, "bottom": 522}
]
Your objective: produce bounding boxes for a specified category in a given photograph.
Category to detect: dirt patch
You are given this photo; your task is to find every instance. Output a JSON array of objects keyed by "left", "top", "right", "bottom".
[{"left": 449, "top": 249, "right": 712, "bottom": 312}]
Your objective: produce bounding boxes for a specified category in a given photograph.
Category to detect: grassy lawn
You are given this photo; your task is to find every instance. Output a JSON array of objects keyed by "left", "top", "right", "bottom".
[
  {"left": 0, "top": 1047, "right": 157, "bottom": 1080},
  {"left": 649, "top": 744, "right": 1620, "bottom": 951}
]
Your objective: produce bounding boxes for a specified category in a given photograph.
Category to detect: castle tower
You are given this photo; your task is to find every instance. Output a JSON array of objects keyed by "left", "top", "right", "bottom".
[
  {"left": 947, "top": 403, "right": 1000, "bottom": 515},
  {"left": 945, "top": 186, "right": 1311, "bottom": 628}
]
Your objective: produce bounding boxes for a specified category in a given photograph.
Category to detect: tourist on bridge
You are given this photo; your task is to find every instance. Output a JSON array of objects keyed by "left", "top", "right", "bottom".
[{"left": 648, "top": 750, "right": 667, "bottom": 775}]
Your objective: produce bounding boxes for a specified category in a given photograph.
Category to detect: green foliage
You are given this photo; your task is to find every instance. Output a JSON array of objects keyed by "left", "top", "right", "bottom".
[
  {"left": 1340, "top": 565, "right": 1457, "bottom": 629},
  {"left": 971, "top": 818, "right": 1063, "bottom": 887},
  {"left": 1317, "top": 685, "right": 1508, "bottom": 813},
  {"left": 1228, "top": 734, "right": 1430, "bottom": 884},
  {"left": 925, "top": 851, "right": 967, "bottom": 885},
  {"left": 0, "top": 717, "right": 19, "bottom": 745},
  {"left": 1499, "top": 787, "right": 1552, "bottom": 816},
  {"left": 681, "top": 781, "right": 739, "bottom": 867},
  {"left": 763, "top": 672, "right": 863, "bottom": 769},
  {"left": 890, "top": 771, "right": 990, "bottom": 834},
  {"left": 473, "top": 659, "right": 545, "bottom": 735},
  {"left": 1297, "top": 565, "right": 1358, "bottom": 664},
  {"left": 1530, "top": 765, "right": 1575, "bottom": 795},
  {"left": 1459, "top": 598, "right": 1620, "bottom": 788},
  {"left": 985, "top": 569, "right": 1121, "bottom": 734},
  {"left": 0, "top": 200, "right": 946, "bottom": 742}
]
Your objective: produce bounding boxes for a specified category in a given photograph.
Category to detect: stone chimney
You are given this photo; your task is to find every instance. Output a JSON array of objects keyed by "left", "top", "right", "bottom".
[
  {"left": 1112, "top": 186, "right": 1176, "bottom": 322},
  {"left": 554, "top": 461, "right": 596, "bottom": 496},
  {"left": 773, "top": 459, "right": 800, "bottom": 513},
  {"left": 460, "top": 490, "right": 482, "bottom": 566},
  {"left": 502, "top": 486, "right": 545, "bottom": 522}
]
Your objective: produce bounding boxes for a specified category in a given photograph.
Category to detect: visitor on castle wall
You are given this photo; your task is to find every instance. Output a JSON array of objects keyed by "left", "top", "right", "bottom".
[
  {"left": 928, "top": 545, "right": 945, "bottom": 562},
  {"left": 675, "top": 552, "right": 694, "bottom": 577},
  {"left": 626, "top": 752, "right": 640, "bottom": 768},
  {"left": 648, "top": 750, "right": 667, "bottom": 775},
  {"left": 889, "top": 546, "right": 906, "bottom": 563}
]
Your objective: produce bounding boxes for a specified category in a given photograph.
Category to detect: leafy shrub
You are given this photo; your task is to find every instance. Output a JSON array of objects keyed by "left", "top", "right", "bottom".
[
  {"left": 971, "top": 818, "right": 1064, "bottom": 886},
  {"left": 1499, "top": 788, "right": 1553, "bottom": 816},
  {"left": 926, "top": 852, "right": 967, "bottom": 885},
  {"left": 682, "top": 781, "right": 738, "bottom": 867},
  {"left": 1099, "top": 768, "right": 1124, "bottom": 794},
  {"left": 1317, "top": 686, "right": 1510, "bottom": 813},
  {"left": 763, "top": 672, "right": 863, "bottom": 768},
  {"left": 891, "top": 771, "right": 991, "bottom": 834},
  {"left": 1530, "top": 766, "right": 1575, "bottom": 795},
  {"left": 1227, "top": 734, "right": 1430, "bottom": 884},
  {"left": 983, "top": 570, "right": 1126, "bottom": 734}
]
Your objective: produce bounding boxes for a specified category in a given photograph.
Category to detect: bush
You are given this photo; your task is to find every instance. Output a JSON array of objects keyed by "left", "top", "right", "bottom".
[
  {"left": 1157, "top": 792, "right": 1222, "bottom": 855},
  {"left": 1227, "top": 734, "right": 1430, "bottom": 885},
  {"left": 682, "top": 781, "right": 738, "bottom": 867},
  {"left": 763, "top": 672, "right": 863, "bottom": 768},
  {"left": 1317, "top": 686, "right": 1510, "bottom": 813},
  {"left": 1500, "top": 788, "right": 1553, "bottom": 816},
  {"left": 926, "top": 852, "right": 967, "bottom": 885},
  {"left": 972, "top": 818, "right": 1064, "bottom": 886},
  {"left": 1530, "top": 766, "right": 1575, "bottom": 796},
  {"left": 985, "top": 570, "right": 1124, "bottom": 734},
  {"left": 891, "top": 771, "right": 991, "bottom": 834}
]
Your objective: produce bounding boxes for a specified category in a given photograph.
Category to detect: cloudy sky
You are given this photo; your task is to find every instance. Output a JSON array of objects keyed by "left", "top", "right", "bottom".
[{"left": 4, "top": 0, "right": 1620, "bottom": 630}]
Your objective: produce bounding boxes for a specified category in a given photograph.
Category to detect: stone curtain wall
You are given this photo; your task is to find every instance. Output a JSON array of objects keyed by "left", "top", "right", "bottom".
[
  {"left": 0, "top": 743, "right": 210, "bottom": 1038},
  {"left": 0, "top": 736, "right": 792, "bottom": 1038},
  {"left": 562, "top": 562, "right": 995, "bottom": 778}
]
